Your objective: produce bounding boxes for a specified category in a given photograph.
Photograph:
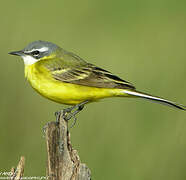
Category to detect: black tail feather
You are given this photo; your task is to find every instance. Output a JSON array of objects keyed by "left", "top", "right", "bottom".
[{"left": 123, "top": 90, "right": 186, "bottom": 111}]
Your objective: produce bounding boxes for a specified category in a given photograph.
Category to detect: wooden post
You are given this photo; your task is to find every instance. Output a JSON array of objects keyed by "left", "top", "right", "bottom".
[
  {"left": 9, "top": 110, "right": 90, "bottom": 180},
  {"left": 45, "top": 110, "right": 91, "bottom": 180}
]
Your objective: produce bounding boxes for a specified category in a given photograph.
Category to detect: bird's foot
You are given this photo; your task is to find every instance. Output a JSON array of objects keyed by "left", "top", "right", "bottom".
[{"left": 55, "top": 100, "right": 88, "bottom": 128}]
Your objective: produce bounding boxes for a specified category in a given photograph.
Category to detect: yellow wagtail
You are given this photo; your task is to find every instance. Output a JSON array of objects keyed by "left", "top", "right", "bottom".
[{"left": 9, "top": 40, "right": 185, "bottom": 122}]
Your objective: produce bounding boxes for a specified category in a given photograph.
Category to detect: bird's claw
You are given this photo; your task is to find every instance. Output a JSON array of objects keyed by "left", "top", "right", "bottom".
[{"left": 54, "top": 100, "right": 88, "bottom": 128}]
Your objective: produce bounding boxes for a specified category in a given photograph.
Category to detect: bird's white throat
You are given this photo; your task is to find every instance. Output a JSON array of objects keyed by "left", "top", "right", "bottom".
[{"left": 22, "top": 55, "right": 38, "bottom": 65}]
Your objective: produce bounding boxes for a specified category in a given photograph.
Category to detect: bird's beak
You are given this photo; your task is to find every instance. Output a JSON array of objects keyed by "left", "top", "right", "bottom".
[{"left": 8, "top": 50, "right": 24, "bottom": 56}]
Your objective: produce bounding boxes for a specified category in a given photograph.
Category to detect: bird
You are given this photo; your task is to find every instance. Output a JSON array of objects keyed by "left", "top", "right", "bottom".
[{"left": 9, "top": 40, "right": 185, "bottom": 123}]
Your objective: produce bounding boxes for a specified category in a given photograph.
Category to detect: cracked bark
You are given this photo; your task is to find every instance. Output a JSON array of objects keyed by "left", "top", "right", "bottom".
[{"left": 45, "top": 110, "right": 91, "bottom": 180}]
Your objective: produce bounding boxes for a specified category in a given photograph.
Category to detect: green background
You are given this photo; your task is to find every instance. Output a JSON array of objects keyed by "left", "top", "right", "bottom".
[{"left": 1, "top": 0, "right": 186, "bottom": 179}]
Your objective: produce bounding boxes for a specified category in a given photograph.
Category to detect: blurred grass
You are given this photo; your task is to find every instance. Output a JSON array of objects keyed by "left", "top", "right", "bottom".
[{"left": 0, "top": 0, "right": 186, "bottom": 179}]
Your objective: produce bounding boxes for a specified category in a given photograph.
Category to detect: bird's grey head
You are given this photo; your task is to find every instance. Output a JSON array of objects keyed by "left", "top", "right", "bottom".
[{"left": 9, "top": 40, "right": 60, "bottom": 65}]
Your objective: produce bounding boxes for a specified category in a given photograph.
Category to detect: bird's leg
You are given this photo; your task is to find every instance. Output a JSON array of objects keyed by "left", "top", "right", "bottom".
[
  {"left": 55, "top": 111, "right": 61, "bottom": 124},
  {"left": 66, "top": 104, "right": 85, "bottom": 128},
  {"left": 55, "top": 100, "right": 88, "bottom": 127}
]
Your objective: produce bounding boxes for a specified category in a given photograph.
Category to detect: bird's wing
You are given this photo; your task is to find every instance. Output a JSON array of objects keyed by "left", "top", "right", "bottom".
[{"left": 51, "top": 63, "right": 135, "bottom": 90}]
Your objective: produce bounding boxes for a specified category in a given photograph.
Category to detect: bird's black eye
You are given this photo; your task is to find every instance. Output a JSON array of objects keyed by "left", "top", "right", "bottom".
[{"left": 31, "top": 50, "right": 40, "bottom": 56}]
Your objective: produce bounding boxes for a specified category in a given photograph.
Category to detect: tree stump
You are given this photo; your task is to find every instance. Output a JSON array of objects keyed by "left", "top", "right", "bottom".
[{"left": 45, "top": 110, "right": 91, "bottom": 180}]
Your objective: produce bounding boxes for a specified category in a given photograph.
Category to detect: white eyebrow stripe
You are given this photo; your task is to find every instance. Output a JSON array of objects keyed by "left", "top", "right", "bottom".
[
  {"left": 37, "top": 47, "right": 49, "bottom": 52},
  {"left": 25, "top": 47, "right": 49, "bottom": 53}
]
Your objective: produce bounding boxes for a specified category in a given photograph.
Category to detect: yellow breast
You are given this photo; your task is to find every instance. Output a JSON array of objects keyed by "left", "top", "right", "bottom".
[{"left": 24, "top": 63, "right": 126, "bottom": 105}]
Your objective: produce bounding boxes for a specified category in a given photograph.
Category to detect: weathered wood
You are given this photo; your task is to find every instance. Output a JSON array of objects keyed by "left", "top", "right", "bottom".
[
  {"left": 10, "top": 156, "right": 25, "bottom": 180},
  {"left": 45, "top": 111, "right": 91, "bottom": 180}
]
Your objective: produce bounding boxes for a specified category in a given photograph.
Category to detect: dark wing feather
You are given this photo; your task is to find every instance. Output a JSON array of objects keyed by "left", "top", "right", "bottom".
[{"left": 52, "top": 63, "right": 135, "bottom": 90}]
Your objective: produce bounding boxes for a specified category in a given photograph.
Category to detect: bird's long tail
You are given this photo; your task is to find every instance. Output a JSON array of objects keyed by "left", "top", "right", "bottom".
[{"left": 123, "top": 90, "right": 186, "bottom": 110}]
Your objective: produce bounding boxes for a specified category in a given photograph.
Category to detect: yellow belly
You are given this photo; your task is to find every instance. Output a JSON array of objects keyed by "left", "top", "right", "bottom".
[{"left": 25, "top": 63, "right": 128, "bottom": 105}]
